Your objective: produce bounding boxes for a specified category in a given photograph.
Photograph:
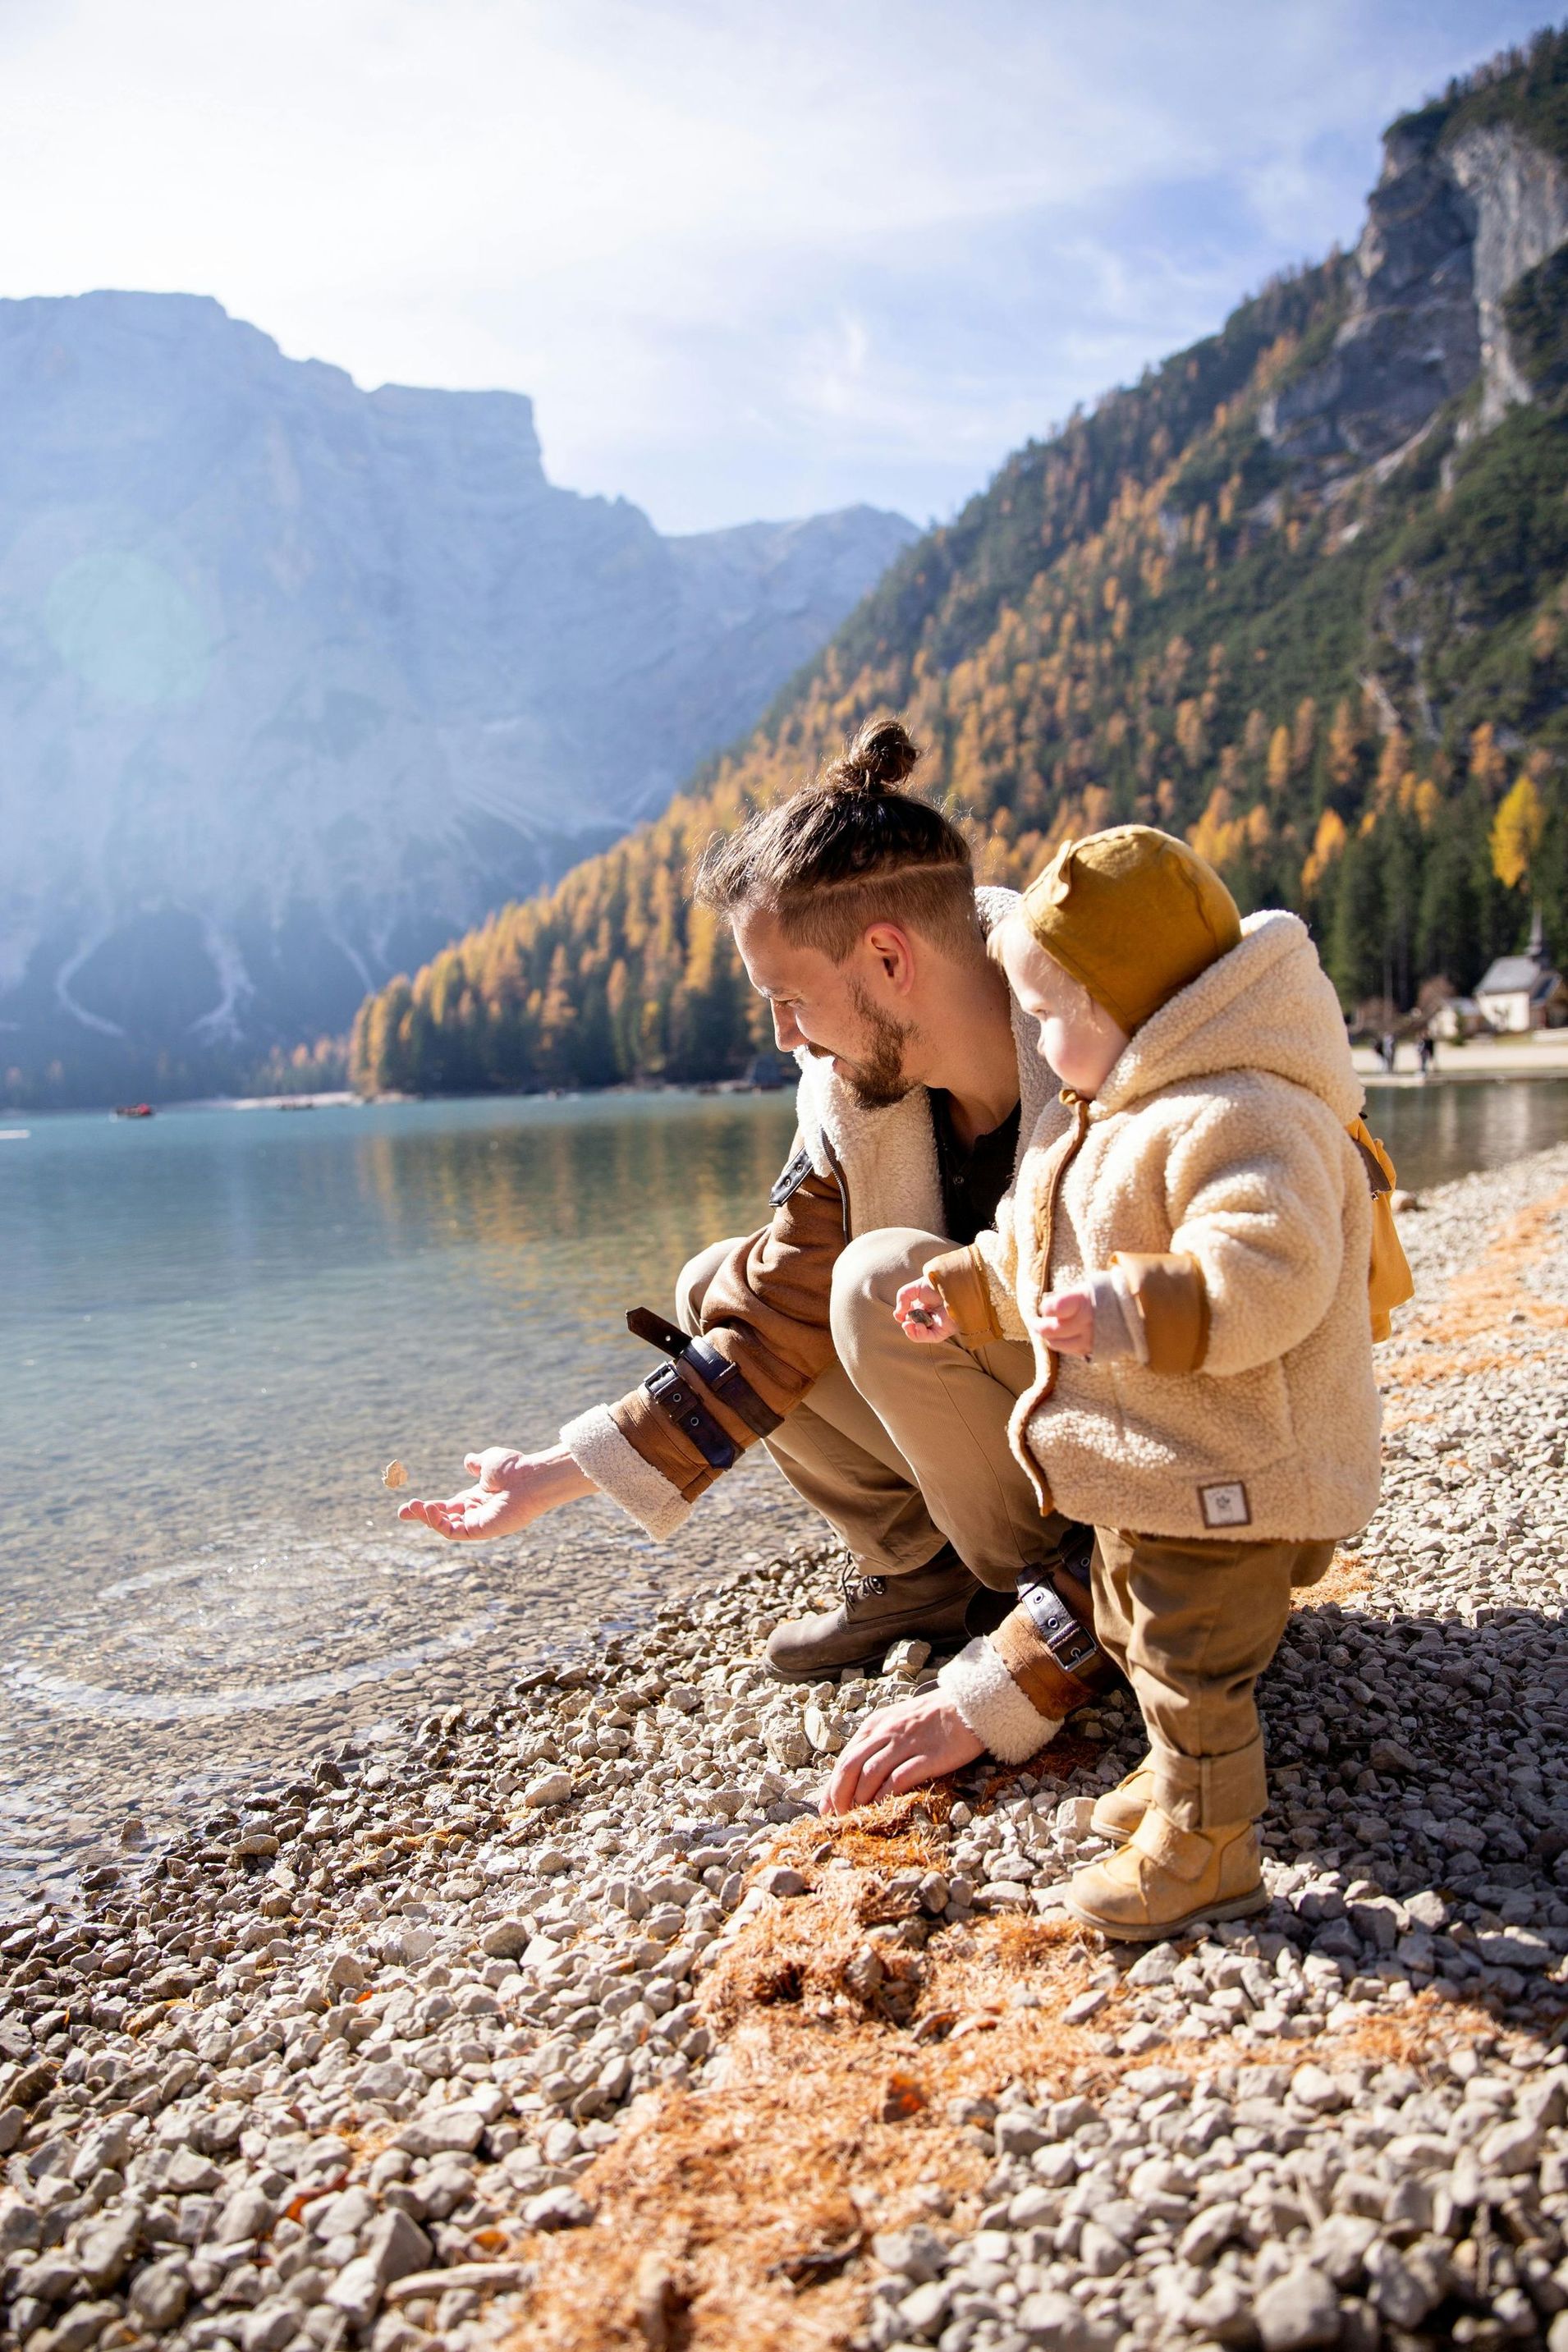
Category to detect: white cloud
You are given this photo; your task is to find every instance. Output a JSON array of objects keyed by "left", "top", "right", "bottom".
[{"left": 0, "top": 0, "right": 1544, "bottom": 529}]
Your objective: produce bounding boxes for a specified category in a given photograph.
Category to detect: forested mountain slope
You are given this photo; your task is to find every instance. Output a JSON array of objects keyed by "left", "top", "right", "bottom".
[{"left": 351, "top": 30, "right": 1568, "bottom": 1098}]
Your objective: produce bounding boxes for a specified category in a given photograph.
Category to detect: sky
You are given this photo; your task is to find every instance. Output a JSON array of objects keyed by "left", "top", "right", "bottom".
[{"left": 0, "top": 1, "right": 1552, "bottom": 534}]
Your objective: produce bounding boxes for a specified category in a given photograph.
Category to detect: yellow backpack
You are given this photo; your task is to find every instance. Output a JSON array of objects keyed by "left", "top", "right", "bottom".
[{"left": 1348, "top": 1116, "right": 1415, "bottom": 1341}]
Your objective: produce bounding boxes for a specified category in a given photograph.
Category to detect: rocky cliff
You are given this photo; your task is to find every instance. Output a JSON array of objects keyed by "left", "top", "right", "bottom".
[
  {"left": 0, "top": 293, "right": 914, "bottom": 1100},
  {"left": 1265, "top": 66, "right": 1568, "bottom": 470}
]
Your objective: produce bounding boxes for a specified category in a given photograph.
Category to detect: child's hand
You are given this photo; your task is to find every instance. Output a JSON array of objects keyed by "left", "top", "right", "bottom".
[
  {"left": 820, "top": 1690, "right": 983, "bottom": 1813},
  {"left": 398, "top": 1444, "right": 594, "bottom": 1542},
  {"left": 895, "top": 1277, "right": 952, "bottom": 1343},
  {"left": 1030, "top": 1285, "right": 1095, "bottom": 1356}
]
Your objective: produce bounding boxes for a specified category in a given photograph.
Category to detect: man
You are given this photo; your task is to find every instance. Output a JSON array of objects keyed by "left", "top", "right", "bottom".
[{"left": 401, "top": 717, "right": 1112, "bottom": 1802}]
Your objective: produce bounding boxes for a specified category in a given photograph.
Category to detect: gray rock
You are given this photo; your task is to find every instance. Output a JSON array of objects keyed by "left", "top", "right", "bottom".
[
  {"left": 525, "top": 2185, "right": 593, "bottom": 2231},
  {"left": 1016, "top": 2287, "right": 1104, "bottom": 2347},
  {"left": 1254, "top": 2264, "right": 1341, "bottom": 2350},
  {"left": 1290, "top": 2063, "right": 1346, "bottom": 2112},
  {"left": 1309, "top": 2212, "right": 1378, "bottom": 2286},
  {"left": 395, "top": 2108, "right": 487, "bottom": 2157},
  {"left": 479, "top": 1919, "right": 532, "bottom": 1960},
  {"left": 129, "top": 2257, "right": 193, "bottom": 2330},
  {"left": 325, "top": 2212, "right": 433, "bottom": 2329},
  {"left": 524, "top": 1772, "right": 573, "bottom": 1809},
  {"left": 75, "top": 2211, "right": 141, "bottom": 2290},
  {"left": 216, "top": 2185, "right": 278, "bottom": 2245},
  {"left": 994, "top": 2110, "right": 1048, "bottom": 2157},
  {"left": 758, "top": 1865, "right": 806, "bottom": 1898},
  {"left": 896, "top": 2278, "right": 952, "bottom": 2334},
  {"left": 242, "top": 2304, "right": 303, "bottom": 2352},
  {"left": 873, "top": 2228, "right": 951, "bottom": 2284},
  {"left": 1364, "top": 2235, "right": 1449, "bottom": 2328},
  {"left": 28, "top": 2300, "right": 122, "bottom": 2352},
  {"left": 1479, "top": 2115, "right": 1543, "bottom": 2172},
  {"left": 1076, "top": 2220, "right": 1129, "bottom": 2276}
]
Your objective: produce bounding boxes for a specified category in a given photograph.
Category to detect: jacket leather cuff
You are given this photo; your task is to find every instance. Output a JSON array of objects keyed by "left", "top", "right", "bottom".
[
  {"left": 560, "top": 1402, "right": 693, "bottom": 1541},
  {"left": 1113, "top": 1250, "right": 1210, "bottom": 1373},
  {"left": 938, "top": 1636, "right": 1061, "bottom": 1764},
  {"left": 991, "top": 1604, "right": 1098, "bottom": 1720},
  {"left": 924, "top": 1245, "right": 1003, "bottom": 1346}
]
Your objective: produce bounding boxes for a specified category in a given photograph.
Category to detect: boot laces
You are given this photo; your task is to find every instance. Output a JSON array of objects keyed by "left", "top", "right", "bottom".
[{"left": 838, "top": 1564, "right": 887, "bottom": 1611}]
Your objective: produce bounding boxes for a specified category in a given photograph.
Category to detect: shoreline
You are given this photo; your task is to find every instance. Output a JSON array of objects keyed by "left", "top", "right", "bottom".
[
  {"left": 2, "top": 1143, "right": 1567, "bottom": 2351},
  {"left": 8, "top": 1051, "right": 1568, "bottom": 1122}
]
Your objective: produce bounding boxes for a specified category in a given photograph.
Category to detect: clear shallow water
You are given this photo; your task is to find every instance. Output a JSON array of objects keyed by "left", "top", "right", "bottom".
[
  {"left": 1359, "top": 1075, "right": 1568, "bottom": 1191},
  {"left": 0, "top": 1092, "right": 811, "bottom": 1903},
  {"left": 0, "top": 1075, "right": 1564, "bottom": 1907}
]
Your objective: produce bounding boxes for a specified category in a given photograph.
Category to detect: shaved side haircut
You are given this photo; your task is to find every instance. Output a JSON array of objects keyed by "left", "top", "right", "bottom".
[{"left": 692, "top": 717, "right": 981, "bottom": 961}]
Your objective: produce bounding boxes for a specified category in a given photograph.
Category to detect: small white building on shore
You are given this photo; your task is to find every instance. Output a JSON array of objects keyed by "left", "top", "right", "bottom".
[{"left": 1474, "top": 915, "right": 1568, "bottom": 1034}]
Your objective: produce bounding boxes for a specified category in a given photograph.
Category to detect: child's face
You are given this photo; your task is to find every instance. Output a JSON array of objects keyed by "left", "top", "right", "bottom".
[{"left": 997, "top": 922, "right": 1130, "bottom": 1096}]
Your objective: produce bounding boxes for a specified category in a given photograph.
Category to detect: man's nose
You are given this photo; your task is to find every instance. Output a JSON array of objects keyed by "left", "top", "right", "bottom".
[{"left": 772, "top": 1003, "right": 802, "bottom": 1051}]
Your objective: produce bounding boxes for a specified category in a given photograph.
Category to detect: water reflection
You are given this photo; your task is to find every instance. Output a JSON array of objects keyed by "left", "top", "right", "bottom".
[{"left": 1361, "top": 1078, "right": 1568, "bottom": 1191}]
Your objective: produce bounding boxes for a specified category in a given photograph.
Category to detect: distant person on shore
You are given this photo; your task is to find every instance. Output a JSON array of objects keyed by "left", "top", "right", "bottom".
[
  {"left": 1381, "top": 1029, "right": 1398, "bottom": 1072},
  {"left": 832, "top": 828, "right": 1382, "bottom": 1939},
  {"left": 1418, "top": 1030, "right": 1437, "bottom": 1077},
  {"left": 400, "top": 716, "right": 1114, "bottom": 1740}
]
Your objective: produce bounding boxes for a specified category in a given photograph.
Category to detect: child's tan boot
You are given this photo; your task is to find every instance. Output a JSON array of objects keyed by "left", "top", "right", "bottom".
[
  {"left": 1089, "top": 1758, "right": 1154, "bottom": 1845},
  {"left": 1063, "top": 1804, "right": 1266, "bottom": 1940}
]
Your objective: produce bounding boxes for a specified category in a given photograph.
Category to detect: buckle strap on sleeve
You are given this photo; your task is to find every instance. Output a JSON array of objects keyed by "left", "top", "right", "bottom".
[
  {"left": 1017, "top": 1574, "right": 1103, "bottom": 1682},
  {"left": 643, "top": 1362, "right": 737, "bottom": 1473},
  {"left": 626, "top": 1307, "right": 782, "bottom": 1440}
]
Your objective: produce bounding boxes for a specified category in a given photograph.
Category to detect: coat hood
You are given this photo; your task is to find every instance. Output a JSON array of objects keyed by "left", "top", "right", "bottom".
[{"left": 1094, "top": 910, "right": 1361, "bottom": 1125}]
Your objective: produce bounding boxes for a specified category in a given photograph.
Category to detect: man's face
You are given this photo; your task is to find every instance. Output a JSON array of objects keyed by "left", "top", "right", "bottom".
[{"left": 732, "top": 907, "right": 916, "bottom": 1109}]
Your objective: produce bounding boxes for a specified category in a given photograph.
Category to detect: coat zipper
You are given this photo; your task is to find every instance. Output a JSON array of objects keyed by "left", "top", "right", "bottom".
[
  {"left": 1034, "top": 1089, "right": 1091, "bottom": 1404},
  {"left": 1016, "top": 1088, "right": 1091, "bottom": 1511}
]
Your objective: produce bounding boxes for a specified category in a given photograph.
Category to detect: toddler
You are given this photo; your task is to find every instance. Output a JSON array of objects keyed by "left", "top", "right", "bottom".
[{"left": 897, "top": 825, "right": 1382, "bottom": 1937}]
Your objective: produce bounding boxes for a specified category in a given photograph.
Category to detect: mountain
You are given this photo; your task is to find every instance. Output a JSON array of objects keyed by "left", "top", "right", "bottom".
[
  {"left": 0, "top": 291, "right": 915, "bottom": 1105},
  {"left": 350, "top": 29, "right": 1568, "bottom": 1101}
]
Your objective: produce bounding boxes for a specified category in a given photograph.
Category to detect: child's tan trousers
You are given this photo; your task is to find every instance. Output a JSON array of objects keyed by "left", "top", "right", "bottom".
[{"left": 1092, "top": 1529, "right": 1335, "bottom": 1828}]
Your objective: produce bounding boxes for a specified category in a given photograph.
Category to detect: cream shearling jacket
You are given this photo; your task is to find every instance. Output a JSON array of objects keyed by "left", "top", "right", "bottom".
[
  {"left": 562, "top": 887, "right": 1070, "bottom": 1538},
  {"left": 933, "top": 910, "right": 1382, "bottom": 1549}
]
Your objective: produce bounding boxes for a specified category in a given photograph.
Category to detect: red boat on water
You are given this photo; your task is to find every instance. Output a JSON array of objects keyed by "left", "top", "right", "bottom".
[{"left": 112, "top": 1103, "right": 156, "bottom": 1119}]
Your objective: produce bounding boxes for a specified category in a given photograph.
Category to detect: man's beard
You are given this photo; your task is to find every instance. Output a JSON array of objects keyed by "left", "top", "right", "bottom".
[{"left": 826, "top": 984, "right": 917, "bottom": 1110}]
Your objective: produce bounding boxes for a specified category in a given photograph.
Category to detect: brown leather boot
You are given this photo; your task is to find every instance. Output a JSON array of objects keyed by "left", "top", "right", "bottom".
[
  {"left": 1063, "top": 1806, "right": 1266, "bottom": 1940},
  {"left": 763, "top": 1546, "right": 982, "bottom": 1681}
]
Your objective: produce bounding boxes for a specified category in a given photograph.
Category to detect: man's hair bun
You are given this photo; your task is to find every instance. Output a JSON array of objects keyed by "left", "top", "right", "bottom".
[{"left": 823, "top": 716, "right": 922, "bottom": 796}]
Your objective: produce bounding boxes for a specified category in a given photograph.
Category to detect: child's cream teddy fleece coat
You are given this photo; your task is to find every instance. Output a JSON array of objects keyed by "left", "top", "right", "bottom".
[{"left": 929, "top": 909, "right": 1382, "bottom": 1546}]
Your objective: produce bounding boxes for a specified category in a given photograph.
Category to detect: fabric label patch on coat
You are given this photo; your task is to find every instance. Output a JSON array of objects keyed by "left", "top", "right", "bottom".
[
  {"left": 769, "top": 1145, "right": 814, "bottom": 1208},
  {"left": 1199, "top": 1479, "right": 1252, "bottom": 1529}
]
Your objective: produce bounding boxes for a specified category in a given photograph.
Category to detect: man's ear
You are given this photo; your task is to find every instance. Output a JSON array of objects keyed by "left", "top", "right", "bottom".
[{"left": 862, "top": 922, "right": 917, "bottom": 994}]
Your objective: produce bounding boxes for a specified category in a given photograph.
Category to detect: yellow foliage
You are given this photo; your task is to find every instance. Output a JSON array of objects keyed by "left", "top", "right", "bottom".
[
  {"left": 1302, "top": 807, "right": 1348, "bottom": 892},
  {"left": 1265, "top": 723, "right": 1291, "bottom": 795},
  {"left": 1491, "top": 773, "right": 1547, "bottom": 892}
]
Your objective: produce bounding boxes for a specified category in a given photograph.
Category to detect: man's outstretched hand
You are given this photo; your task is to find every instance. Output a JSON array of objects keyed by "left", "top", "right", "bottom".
[
  {"left": 398, "top": 1444, "right": 595, "bottom": 1543},
  {"left": 821, "top": 1688, "right": 983, "bottom": 1814}
]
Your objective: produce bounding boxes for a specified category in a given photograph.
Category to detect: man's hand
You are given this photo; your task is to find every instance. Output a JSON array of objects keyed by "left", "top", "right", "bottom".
[
  {"left": 895, "top": 1277, "right": 953, "bottom": 1344},
  {"left": 1030, "top": 1284, "right": 1095, "bottom": 1357},
  {"left": 398, "top": 1444, "right": 596, "bottom": 1542},
  {"left": 821, "top": 1689, "right": 983, "bottom": 1814}
]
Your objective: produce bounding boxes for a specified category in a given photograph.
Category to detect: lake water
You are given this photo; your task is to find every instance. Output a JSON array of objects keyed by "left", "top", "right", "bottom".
[{"left": 2, "top": 1075, "right": 1566, "bottom": 1908}]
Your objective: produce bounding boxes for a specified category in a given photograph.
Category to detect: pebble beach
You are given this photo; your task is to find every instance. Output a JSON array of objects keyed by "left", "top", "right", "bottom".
[{"left": 3, "top": 1141, "right": 1567, "bottom": 2352}]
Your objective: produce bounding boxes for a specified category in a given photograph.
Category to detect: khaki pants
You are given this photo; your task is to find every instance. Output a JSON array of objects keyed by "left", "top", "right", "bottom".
[
  {"left": 1093, "top": 1529, "right": 1334, "bottom": 1828},
  {"left": 677, "top": 1226, "right": 1073, "bottom": 1591}
]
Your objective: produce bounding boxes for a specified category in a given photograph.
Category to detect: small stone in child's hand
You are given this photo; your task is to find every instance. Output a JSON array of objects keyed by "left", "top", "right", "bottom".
[{"left": 383, "top": 1460, "right": 409, "bottom": 1489}]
